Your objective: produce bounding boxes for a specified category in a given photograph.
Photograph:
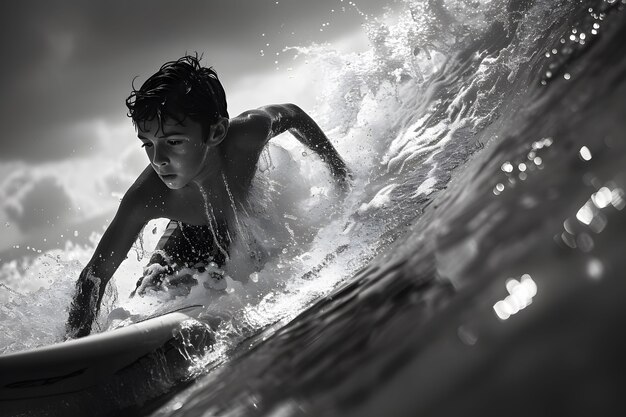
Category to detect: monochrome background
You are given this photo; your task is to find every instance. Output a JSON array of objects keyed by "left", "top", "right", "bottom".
[{"left": 0, "top": 0, "right": 393, "bottom": 255}]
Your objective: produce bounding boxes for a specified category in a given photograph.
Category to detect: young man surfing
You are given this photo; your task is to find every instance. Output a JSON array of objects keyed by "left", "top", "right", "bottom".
[{"left": 65, "top": 54, "right": 350, "bottom": 338}]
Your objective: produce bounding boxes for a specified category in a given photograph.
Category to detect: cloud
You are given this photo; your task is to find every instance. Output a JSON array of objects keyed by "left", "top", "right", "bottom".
[
  {"left": 0, "top": 152, "right": 137, "bottom": 250},
  {"left": 0, "top": 0, "right": 387, "bottom": 163},
  {"left": 1, "top": 120, "right": 108, "bottom": 162},
  {"left": 2, "top": 175, "right": 75, "bottom": 233},
  {"left": 97, "top": 145, "right": 148, "bottom": 198},
  {"left": 0, "top": 143, "right": 137, "bottom": 238}
]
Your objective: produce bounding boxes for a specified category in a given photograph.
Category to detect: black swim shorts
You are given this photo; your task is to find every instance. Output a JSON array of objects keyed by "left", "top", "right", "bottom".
[{"left": 148, "top": 219, "right": 230, "bottom": 269}]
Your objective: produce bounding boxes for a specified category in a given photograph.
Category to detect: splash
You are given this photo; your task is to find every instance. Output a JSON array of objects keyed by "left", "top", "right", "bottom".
[{"left": 0, "top": 0, "right": 567, "bottom": 371}]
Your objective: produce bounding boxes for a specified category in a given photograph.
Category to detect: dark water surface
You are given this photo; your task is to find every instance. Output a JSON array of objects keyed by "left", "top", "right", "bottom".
[
  {"left": 2, "top": 1, "right": 624, "bottom": 416},
  {"left": 146, "top": 1, "right": 626, "bottom": 416}
]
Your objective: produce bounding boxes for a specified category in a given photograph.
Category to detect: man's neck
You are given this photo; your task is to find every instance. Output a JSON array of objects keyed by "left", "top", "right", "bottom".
[{"left": 192, "top": 167, "right": 243, "bottom": 224}]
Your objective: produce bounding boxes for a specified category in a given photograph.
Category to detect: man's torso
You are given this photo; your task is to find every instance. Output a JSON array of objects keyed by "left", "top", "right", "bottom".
[{"left": 128, "top": 111, "right": 270, "bottom": 227}]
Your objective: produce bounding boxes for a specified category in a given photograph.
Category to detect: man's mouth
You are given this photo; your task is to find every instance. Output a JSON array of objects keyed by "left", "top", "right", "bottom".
[{"left": 159, "top": 173, "right": 177, "bottom": 180}]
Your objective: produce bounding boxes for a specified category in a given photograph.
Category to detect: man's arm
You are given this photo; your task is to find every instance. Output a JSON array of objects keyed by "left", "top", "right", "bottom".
[
  {"left": 65, "top": 190, "right": 148, "bottom": 339},
  {"left": 236, "top": 103, "right": 351, "bottom": 186}
]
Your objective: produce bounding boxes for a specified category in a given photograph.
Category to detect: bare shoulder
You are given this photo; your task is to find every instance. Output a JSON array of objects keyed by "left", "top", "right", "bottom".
[
  {"left": 226, "top": 104, "right": 302, "bottom": 152},
  {"left": 234, "top": 104, "right": 302, "bottom": 128},
  {"left": 229, "top": 108, "right": 272, "bottom": 138}
]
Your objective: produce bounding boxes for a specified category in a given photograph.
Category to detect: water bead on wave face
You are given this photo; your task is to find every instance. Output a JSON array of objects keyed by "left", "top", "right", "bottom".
[{"left": 539, "top": 1, "right": 620, "bottom": 86}]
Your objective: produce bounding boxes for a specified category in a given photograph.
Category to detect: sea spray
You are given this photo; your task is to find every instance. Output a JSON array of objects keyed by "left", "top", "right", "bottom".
[{"left": 0, "top": 0, "right": 522, "bottom": 362}]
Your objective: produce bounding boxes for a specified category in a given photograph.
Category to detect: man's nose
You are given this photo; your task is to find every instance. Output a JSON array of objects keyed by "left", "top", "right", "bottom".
[{"left": 152, "top": 145, "right": 169, "bottom": 166}]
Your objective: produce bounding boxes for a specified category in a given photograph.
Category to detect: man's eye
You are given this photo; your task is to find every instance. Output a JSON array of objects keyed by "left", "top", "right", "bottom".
[
  {"left": 167, "top": 139, "right": 184, "bottom": 146},
  {"left": 141, "top": 142, "right": 152, "bottom": 148}
]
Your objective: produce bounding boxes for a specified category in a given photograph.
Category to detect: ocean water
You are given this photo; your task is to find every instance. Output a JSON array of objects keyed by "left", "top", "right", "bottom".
[{"left": 2, "top": 0, "right": 626, "bottom": 415}]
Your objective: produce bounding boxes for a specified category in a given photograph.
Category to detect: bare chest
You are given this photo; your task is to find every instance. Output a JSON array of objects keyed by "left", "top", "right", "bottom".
[{"left": 161, "top": 189, "right": 232, "bottom": 227}]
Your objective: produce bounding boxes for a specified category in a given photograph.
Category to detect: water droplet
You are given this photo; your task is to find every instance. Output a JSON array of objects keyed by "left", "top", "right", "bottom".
[
  {"left": 73, "top": 230, "right": 79, "bottom": 237},
  {"left": 579, "top": 146, "right": 592, "bottom": 161},
  {"left": 611, "top": 188, "right": 625, "bottom": 210},
  {"left": 4, "top": 222, "right": 9, "bottom": 228},
  {"left": 592, "top": 187, "right": 612, "bottom": 208},
  {"left": 576, "top": 203, "right": 594, "bottom": 225},
  {"left": 563, "top": 73, "right": 571, "bottom": 80},
  {"left": 152, "top": 227, "right": 158, "bottom": 234},
  {"left": 587, "top": 258, "right": 604, "bottom": 280},
  {"left": 302, "top": 151, "right": 308, "bottom": 157},
  {"left": 501, "top": 162, "right": 513, "bottom": 173}
]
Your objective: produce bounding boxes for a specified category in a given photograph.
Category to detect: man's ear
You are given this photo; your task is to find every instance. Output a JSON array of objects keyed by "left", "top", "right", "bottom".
[{"left": 206, "top": 117, "right": 229, "bottom": 147}]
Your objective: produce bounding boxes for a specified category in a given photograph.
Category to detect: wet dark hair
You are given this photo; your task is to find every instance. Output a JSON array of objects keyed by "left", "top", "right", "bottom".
[{"left": 125, "top": 53, "right": 229, "bottom": 135}]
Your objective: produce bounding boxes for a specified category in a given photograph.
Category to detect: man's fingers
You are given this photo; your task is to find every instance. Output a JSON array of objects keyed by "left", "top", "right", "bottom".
[{"left": 133, "top": 270, "right": 168, "bottom": 296}]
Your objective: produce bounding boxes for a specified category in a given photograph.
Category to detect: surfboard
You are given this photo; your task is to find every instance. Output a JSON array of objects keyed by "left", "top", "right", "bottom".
[{"left": 0, "top": 304, "right": 211, "bottom": 415}]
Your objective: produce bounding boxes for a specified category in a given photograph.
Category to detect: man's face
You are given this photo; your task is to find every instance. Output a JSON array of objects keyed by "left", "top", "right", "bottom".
[{"left": 137, "top": 116, "right": 211, "bottom": 189}]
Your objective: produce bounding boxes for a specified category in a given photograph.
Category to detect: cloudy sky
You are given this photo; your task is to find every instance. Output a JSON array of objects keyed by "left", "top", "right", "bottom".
[{"left": 0, "top": 0, "right": 394, "bottom": 254}]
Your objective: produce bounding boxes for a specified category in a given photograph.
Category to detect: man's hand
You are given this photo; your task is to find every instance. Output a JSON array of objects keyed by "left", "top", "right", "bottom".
[
  {"left": 65, "top": 187, "right": 149, "bottom": 339},
  {"left": 65, "top": 270, "right": 101, "bottom": 339},
  {"left": 131, "top": 262, "right": 201, "bottom": 298},
  {"left": 130, "top": 263, "right": 173, "bottom": 297},
  {"left": 327, "top": 154, "right": 353, "bottom": 194},
  {"left": 65, "top": 304, "right": 95, "bottom": 340}
]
